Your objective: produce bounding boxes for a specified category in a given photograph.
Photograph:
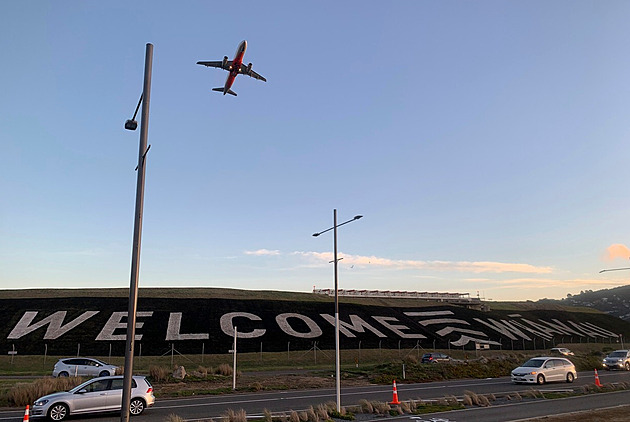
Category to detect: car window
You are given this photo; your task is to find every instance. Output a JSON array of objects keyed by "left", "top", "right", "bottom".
[
  {"left": 544, "top": 360, "right": 554, "bottom": 368},
  {"left": 82, "top": 379, "right": 111, "bottom": 393},
  {"left": 110, "top": 379, "right": 124, "bottom": 390},
  {"left": 64, "top": 359, "right": 81, "bottom": 365},
  {"left": 522, "top": 359, "right": 545, "bottom": 368},
  {"left": 609, "top": 351, "right": 627, "bottom": 358},
  {"left": 551, "top": 359, "right": 565, "bottom": 367}
]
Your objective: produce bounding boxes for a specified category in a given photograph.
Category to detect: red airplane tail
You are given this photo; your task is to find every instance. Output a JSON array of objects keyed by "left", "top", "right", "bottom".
[{"left": 212, "top": 87, "right": 237, "bottom": 96}]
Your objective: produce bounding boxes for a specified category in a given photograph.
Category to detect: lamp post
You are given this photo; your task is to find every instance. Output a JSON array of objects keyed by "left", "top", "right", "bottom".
[
  {"left": 313, "top": 210, "right": 362, "bottom": 411},
  {"left": 121, "top": 43, "right": 153, "bottom": 422}
]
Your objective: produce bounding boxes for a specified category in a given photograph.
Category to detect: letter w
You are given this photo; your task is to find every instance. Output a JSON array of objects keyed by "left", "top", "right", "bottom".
[{"left": 8, "top": 311, "right": 99, "bottom": 340}]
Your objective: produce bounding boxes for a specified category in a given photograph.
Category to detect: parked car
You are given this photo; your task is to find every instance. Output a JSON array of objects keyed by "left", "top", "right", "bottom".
[
  {"left": 602, "top": 350, "right": 630, "bottom": 370},
  {"left": 421, "top": 353, "right": 451, "bottom": 363},
  {"left": 511, "top": 357, "right": 577, "bottom": 385},
  {"left": 550, "top": 347, "right": 574, "bottom": 356},
  {"left": 52, "top": 358, "right": 119, "bottom": 378},
  {"left": 31, "top": 375, "right": 154, "bottom": 421}
]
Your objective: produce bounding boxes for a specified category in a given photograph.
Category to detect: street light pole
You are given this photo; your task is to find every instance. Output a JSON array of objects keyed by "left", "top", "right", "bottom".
[
  {"left": 313, "top": 210, "right": 362, "bottom": 412},
  {"left": 121, "top": 43, "right": 153, "bottom": 422}
]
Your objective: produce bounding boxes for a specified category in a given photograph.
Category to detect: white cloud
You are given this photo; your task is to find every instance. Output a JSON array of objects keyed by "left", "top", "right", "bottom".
[
  {"left": 292, "top": 251, "right": 552, "bottom": 274},
  {"left": 244, "top": 249, "right": 281, "bottom": 256}
]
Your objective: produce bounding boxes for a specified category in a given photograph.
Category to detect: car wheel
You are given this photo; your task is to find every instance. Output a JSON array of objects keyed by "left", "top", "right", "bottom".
[
  {"left": 57, "top": 371, "right": 69, "bottom": 377},
  {"left": 536, "top": 374, "right": 545, "bottom": 385},
  {"left": 48, "top": 403, "right": 69, "bottom": 421},
  {"left": 129, "top": 398, "right": 145, "bottom": 416},
  {"left": 99, "top": 370, "right": 110, "bottom": 377},
  {"left": 566, "top": 372, "right": 575, "bottom": 383}
]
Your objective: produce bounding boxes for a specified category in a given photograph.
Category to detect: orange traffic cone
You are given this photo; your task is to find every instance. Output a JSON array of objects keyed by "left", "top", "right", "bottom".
[
  {"left": 594, "top": 369, "right": 602, "bottom": 387},
  {"left": 23, "top": 405, "right": 29, "bottom": 421},
  {"left": 390, "top": 380, "right": 401, "bottom": 405}
]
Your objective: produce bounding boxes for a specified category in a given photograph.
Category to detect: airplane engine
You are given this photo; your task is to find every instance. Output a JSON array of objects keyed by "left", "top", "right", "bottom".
[
  {"left": 246, "top": 63, "right": 252, "bottom": 74},
  {"left": 222, "top": 56, "right": 228, "bottom": 68}
]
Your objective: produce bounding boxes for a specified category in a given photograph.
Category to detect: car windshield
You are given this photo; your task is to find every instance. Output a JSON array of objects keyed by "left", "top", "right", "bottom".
[
  {"left": 609, "top": 352, "right": 627, "bottom": 358},
  {"left": 521, "top": 359, "right": 545, "bottom": 368}
]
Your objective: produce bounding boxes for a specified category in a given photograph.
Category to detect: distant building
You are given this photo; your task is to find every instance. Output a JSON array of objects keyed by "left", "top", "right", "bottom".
[{"left": 312, "top": 288, "right": 483, "bottom": 308}]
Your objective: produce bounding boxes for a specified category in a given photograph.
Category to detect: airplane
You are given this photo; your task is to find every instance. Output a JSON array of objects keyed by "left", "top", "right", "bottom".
[{"left": 197, "top": 40, "right": 266, "bottom": 96}]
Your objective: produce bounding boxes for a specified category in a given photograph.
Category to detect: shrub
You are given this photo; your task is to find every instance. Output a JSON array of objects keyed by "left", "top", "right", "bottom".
[
  {"left": 358, "top": 399, "right": 373, "bottom": 414},
  {"left": 165, "top": 414, "right": 185, "bottom": 422},
  {"left": 216, "top": 364, "right": 233, "bottom": 376},
  {"left": 149, "top": 365, "right": 170, "bottom": 382},
  {"left": 289, "top": 410, "right": 300, "bottom": 422}
]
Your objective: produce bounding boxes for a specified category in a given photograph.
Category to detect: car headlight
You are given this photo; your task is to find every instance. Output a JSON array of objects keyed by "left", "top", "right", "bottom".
[{"left": 34, "top": 399, "right": 49, "bottom": 406}]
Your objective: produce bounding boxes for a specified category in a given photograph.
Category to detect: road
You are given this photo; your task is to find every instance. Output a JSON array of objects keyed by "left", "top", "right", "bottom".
[{"left": 1, "top": 369, "right": 629, "bottom": 421}]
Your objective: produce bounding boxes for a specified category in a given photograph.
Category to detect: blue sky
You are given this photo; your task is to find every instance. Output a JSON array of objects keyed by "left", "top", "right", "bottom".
[{"left": 2, "top": 1, "right": 630, "bottom": 301}]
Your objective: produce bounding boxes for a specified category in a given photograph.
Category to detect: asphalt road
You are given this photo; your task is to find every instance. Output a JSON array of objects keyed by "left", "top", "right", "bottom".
[{"left": 1, "top": 369, "right": 629, "bottom": 421}]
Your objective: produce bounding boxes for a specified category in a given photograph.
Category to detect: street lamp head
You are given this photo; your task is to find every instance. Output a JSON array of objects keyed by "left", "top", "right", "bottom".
[
  {"left": 125, "top": 119, "right": 138, "bottom": 131},
  {"left": 312, "top": 233, "right": 320, "bottom": 237},
  {"left": 353, "top": 215, "right": 363, "bottom": 220}
]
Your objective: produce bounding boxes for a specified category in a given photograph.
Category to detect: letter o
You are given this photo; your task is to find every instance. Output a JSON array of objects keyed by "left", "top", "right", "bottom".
[{"left": 276, "top": 313, "right": 323, "bottom": 338}]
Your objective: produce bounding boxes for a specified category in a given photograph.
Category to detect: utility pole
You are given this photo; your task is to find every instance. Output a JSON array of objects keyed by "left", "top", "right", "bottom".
[{"left": 121, "top": 43, "right": 153, "bottom": 422}]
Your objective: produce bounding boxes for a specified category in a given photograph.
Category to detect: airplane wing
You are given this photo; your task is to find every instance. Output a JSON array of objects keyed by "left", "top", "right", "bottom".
[
  {"left": 197, "top": 60, "right": 232, "bottom": 70},
  {"left": 240, "top": 64, "right": 267, "bottom": 82}
]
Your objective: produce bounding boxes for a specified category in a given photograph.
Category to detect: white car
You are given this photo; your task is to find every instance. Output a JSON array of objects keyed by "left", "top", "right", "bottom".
[
  {"left": 511, "top": 357, "right": 577, "bottom": 385},
  {"left": 31, "top": 375, "right": 154, "bottom": 421},
  {"left": 52, "top": 358, "right": 119, "bottom": 378},
  {"left": 550, "top": 347, "right": 574, "bottom": 356}
]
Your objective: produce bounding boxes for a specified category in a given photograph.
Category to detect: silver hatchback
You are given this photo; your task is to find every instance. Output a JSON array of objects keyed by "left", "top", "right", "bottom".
[
  {"left": 511, "top": 357, "right": 577, "bottom": 385},
  {"left": 32, "top": 375, "right": 154, "bottom": 421},
  {"left": 52, "top": 357, "right": 119, "bottom": 378}
]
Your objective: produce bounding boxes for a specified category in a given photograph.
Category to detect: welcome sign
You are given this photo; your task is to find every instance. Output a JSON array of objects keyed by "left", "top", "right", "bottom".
[{"left": 1, "top": 297, "right": 626, "bottom": 356}]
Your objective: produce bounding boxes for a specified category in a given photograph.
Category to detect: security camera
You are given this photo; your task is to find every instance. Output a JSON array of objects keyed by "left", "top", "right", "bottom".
[{"left": 125, "top": 119, "right": 138, "bottom": 131}]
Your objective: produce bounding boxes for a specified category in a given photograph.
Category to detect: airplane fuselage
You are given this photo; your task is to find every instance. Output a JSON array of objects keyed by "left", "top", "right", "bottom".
[{"left": 223, "top": 40, "right": 247, "bottom": 95}]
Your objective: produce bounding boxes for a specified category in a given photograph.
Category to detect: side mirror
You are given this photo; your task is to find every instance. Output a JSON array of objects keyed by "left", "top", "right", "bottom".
[{"left": 78, "top": 389, "right": 87, "bottom": 394}]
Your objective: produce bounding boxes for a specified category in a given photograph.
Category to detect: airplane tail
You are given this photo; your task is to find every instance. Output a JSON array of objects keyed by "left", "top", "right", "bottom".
[{"left": 212, "top": 87, "right": 237, "bottom": 96}]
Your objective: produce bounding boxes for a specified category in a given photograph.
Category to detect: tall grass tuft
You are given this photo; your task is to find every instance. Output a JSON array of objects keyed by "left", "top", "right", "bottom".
[
  {"left": 149, "top": 365, "right": 170, "bottom": 382},
  {"left": 315, "top": 404, "right": 329, "bottom": 420},
  {"left": 289, "top": 410, "right": 300, "bottom": 422},
  {"left": 165, "top": 414, "right": 185, "bottom": 422},
  {"left": 263, "top": 408, "right": 273, "bottom": 422},
  {"left": 216, "top": 363, "right": 233, "bottom": 376},
  {"left": 463, "top": 390, "right": 479, "bottom": 406},
  {"left": 222, "top": 409, "right": 247, "bottom": 422},
  {"left": 8, "top": 377, "right": 83, "bottom": 407},
  {"left": 358, "top": 399, "right": 373, "bottom": 414}
]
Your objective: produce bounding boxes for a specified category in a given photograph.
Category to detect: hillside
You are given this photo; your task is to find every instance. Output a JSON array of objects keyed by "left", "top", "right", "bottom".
[
  {"left": 557, "top": 284, "right": 630, "bottom": 322},
  {"left": 1, "top": 288, "right": 628, "bottom": 356}
]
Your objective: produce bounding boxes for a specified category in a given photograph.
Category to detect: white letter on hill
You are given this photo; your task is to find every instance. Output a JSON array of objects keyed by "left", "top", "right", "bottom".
[
  {"left": 166, "top": 312, "right": 209, "bottom": 340},
  {"left": 8, "top": 311, "right": 99, "bottom": 340}
]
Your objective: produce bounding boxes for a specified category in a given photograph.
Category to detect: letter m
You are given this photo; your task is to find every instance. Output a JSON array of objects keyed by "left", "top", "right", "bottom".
[{"left": 7, "top": 311, "right": 99, "bottom": 340}]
